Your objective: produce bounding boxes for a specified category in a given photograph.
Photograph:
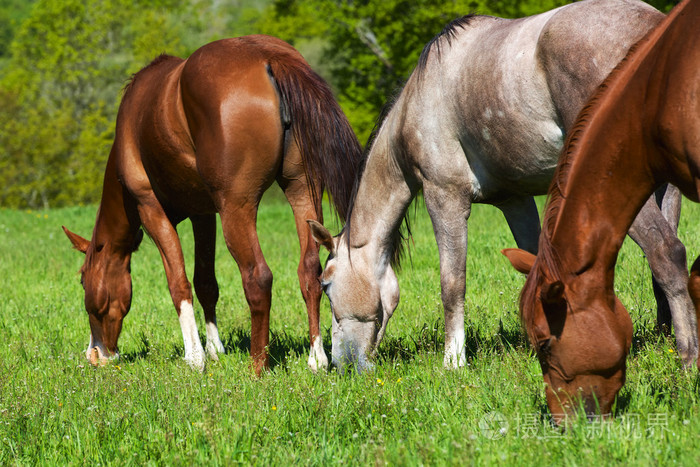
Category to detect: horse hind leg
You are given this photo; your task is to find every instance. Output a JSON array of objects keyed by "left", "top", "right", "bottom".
[
  {"left": 651, "top": 184, "right": 683, "bottom": 331},
  {"left": 217, "top": 201, "right": 273, "bottom": 376},
  {"left": 657, "top": 184, "right": 682, "bottom": 231},
  {"left": 628, "top": 193, "right": 698, "bottom": 367},
  {"left": 277, "top": 147, "right": 329, "bottom": 373},
  {"left": 191, "top": 214, "right": 225, "bottom": 360}
]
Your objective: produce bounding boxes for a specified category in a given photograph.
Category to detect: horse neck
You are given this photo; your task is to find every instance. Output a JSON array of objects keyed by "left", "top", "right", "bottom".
[
  {"left": 90, "top": 149, "right": 139, "bottom": 258},
  {"left": 346, "top": 124, "right": 415, "bottom": 268},
  {"left": 547, "top": 119, "right": 655, "bottom": 297}
]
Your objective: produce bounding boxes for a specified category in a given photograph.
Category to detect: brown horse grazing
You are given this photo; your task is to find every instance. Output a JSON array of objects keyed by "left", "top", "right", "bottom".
[
  {"left": 63, "top": 36, "right": 362, "bottom": 374},
  {"left": 503, "top": 0, "right": 700, "bottom": 421}
]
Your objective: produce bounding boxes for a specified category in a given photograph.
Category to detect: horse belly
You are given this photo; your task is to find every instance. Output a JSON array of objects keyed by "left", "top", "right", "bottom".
[
  {"left": 459, "top": 114, "right": 564, "bottom": 202},
  {"left": 141, "top": 146, "right": 217, "bottom": 217}
]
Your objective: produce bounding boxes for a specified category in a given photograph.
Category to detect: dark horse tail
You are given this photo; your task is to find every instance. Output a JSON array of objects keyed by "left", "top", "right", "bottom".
[{"left": 267, "top": 58, "right": 362, "bottom": 222}]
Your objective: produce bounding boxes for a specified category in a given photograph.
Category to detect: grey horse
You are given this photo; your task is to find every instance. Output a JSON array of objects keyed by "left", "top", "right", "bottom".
[{"left": 309, "top": 0, "right": 697, "bottom": 372}]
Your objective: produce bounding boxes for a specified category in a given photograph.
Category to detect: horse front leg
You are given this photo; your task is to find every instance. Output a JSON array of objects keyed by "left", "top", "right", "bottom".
[
  {"left": 137, "top": 201, "right": 206, "bottom": 371},
  {"left": 191, "top": 214, "right": 224, "bottom": 360},
  {"left": 628, "top": 192, "right": 698, "bottom": 367},
  {"left": 424, "top": 183, "right": 470, "bottom": 368}
]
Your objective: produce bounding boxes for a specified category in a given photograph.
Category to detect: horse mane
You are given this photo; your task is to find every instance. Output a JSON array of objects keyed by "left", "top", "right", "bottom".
[
  {"left": 363, "top": 14, "right": 479, "bottom": 267},
  {"left": 344, "top": 91, "right": 412, "bottom": 270},
  {"left": 520, "top": 31, "right": 654, "bottom": 337},
  {"left": 344, "top": 15, "right": 482, "bottom": 268},
  {"left": 415, "top": 14, "right": 477, "bottom": 79},
  {"left": 543, "top": 31, "right": 652, "bottom": 240},
  {"left": 122, "top": 54, "right": 180, "bottom": 98}
]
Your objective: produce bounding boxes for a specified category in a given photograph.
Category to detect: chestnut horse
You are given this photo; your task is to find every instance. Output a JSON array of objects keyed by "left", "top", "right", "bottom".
[
  {"left": 503, "top": 0, "right": 700, "bottom": 420},
  {"left": 309, "top": 0, "right": 698, "bottom": 372},
  {"left": 63, "top": 36, "right": 362, "bottom": 374}
]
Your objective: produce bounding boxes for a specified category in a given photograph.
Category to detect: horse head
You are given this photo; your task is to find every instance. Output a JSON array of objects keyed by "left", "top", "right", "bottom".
[
  {"left": 503, "top": 248, "right": 632, "bottom": 423},
  {"left": 63, "top": 226, "right": 143, "bottom": 366},
  {"left": 308, "top": 220, "right": 399, "bottom": 373}
]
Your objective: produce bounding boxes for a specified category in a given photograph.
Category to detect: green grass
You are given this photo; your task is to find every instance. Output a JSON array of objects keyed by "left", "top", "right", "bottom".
[{"left": 1, "top": 190, "right": 699, "bottom": 465}]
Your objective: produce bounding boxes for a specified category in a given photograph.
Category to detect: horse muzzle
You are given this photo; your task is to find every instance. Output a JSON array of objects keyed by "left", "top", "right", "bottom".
[{"left": 331, "top": 316, "right": 378, "bottom": 373}]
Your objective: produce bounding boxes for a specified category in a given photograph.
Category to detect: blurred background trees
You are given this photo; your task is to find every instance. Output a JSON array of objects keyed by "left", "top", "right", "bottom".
[{"left": 0, "top": 0, "right": 680, "bottom": 208}]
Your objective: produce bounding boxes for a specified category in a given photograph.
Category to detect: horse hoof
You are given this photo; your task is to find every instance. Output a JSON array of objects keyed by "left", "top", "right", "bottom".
[
  {"left": 307, "top": 336, "right": 329, "bottom": 373},
  {"left": 184, "top": 352, "right": 206, "bottom": 372},
  {"left": 206, "top": 340, "right": 225, "bottom": 361},
  {"left": 307, "top": 352, "right": 329, "bottom": 373}
]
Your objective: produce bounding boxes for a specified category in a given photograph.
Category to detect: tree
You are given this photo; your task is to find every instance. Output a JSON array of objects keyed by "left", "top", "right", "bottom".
[
  {"left": 0, "top": 0, "right": 272, "bottom": 208},
  {"left": 0, "top": 0, "right": 188, "bottom": 208},
  {"left": 0, "top": 0, "right": 35, "bottom": 61},
  {"left": 256, "top": 0, "right": 575, "bottom": 142}
]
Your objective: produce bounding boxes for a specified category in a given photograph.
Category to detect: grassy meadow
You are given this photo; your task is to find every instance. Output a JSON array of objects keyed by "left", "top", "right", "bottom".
[{"left": 1, "top": 189, "right": 699, "bottom": 465}]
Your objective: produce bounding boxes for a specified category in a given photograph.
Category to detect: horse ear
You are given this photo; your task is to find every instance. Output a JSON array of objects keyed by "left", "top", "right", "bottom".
[
  {"left": 501, "top": 248, "right": 535, "bottom": 274},
  {"left": 62, "top": 226, "right": 89, "bottom": 254},
  {"left": 307, "top": 220, "right": 335, "bottom": 254}
]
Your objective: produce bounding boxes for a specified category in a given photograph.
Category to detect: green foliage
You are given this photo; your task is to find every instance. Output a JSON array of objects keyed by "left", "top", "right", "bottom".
[
  {"left": 0, "top": 0, "right": 190, "bottom": 208},
  {"left": 0, "top": 0, "right": 35, "bottom": 60},
  {"left": 645, "top": 0, "right": 682, "bottom": 12},
  {"left": 1, "top": 197, "right": 699, "bottom": 463},
  {"left": 0, "top": 0, "right": 684, "bottom": 208}
]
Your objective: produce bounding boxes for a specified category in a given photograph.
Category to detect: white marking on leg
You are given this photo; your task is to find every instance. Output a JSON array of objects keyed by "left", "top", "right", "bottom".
[
  {"left": 179, "top": 300, "right": 205, "bottom": 371},
  {"left": 205, "top": 320, "right": 225, "bottom": 360},
  {"left": 307, "top": 335, "right": 329, "bottom": 373},
  {"left": 444, "top": 328, "right": 466, "bottom": 368}
]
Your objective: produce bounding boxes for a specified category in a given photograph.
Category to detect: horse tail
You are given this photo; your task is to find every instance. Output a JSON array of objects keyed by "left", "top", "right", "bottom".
[{"left": 267, "top": 58, "right": 362, "bottom": 222}]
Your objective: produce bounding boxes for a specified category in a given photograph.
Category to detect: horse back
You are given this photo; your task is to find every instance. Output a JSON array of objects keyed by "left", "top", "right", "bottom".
[
  {"left": 395, "top": 0, "right": 664, "bottom": 200},
  {"left": 113, "top": 54, "right": 220, "bottom": 217},
  {"left": 178, "top": 37, "right": 292, "bottom": 195},
  {"left": 536, "top": 0, "right": 664, "bottom": 129}
]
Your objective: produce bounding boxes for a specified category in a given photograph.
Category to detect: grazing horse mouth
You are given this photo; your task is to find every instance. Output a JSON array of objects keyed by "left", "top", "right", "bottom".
[{"left": 86, "top": 344, "right": 118, "bottom": 366}]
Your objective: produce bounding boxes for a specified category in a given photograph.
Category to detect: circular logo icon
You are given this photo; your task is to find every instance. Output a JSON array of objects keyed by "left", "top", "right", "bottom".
[{"left": 479, "top": 411, "right": 509, "bottom": 439}]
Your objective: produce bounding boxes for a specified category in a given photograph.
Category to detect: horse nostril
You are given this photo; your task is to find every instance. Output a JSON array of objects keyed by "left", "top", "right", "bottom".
[
  {"left": 87, "top": 346, "right": 109, "bottom": 367},
  {"left": 88, "top": 347, "right": 100, "bottom": 366}
]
